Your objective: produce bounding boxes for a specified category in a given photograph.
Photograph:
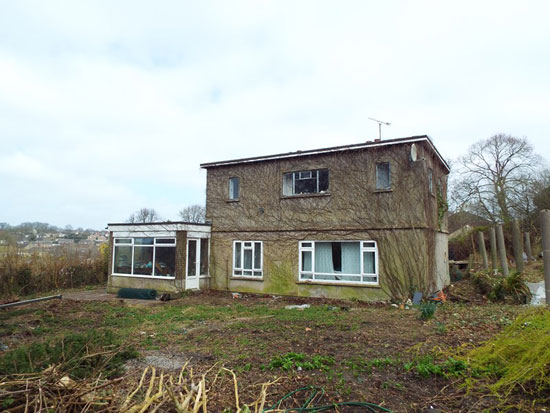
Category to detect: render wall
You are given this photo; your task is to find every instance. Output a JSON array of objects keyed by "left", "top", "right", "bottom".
[{"left": 209, "top": 228, "right": 432, "bottom": 301}]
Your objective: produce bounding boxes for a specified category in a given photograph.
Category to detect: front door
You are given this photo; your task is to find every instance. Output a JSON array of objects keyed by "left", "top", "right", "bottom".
[{"left": 186, "top": 239, "right": 200, "bottom": 290}]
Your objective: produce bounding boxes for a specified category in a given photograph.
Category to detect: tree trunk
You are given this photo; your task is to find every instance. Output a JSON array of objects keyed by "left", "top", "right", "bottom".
[
  {"left": 496, "top": 224, "right": 509, "bottom": 276},
  {"left": 489, "top": 226, "right": 498, "bottom": 271},
  {"left": 477, "top": 231, "right": 489, "bottom": 270},
  {"left": 511, "top": 219, "right": 524, "bottom": 273}
]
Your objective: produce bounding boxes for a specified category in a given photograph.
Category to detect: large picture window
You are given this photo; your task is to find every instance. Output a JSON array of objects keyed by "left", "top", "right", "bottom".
[
  {"left": 299, "top": 241, "right": 378, "bottom": 284},
  {"left": 233, "top": 241, "right": 263, "bottom": 277},
  {"left": 113, "top": 237, "right": 176, "bottom": 278},
  {"left": 283, "top": 169, "right": 329, "bottom": 196}
]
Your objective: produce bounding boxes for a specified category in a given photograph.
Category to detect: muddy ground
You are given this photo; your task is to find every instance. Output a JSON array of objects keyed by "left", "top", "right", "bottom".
[{"left": 0, "top": 281, "right": 528, "bottom": 412}]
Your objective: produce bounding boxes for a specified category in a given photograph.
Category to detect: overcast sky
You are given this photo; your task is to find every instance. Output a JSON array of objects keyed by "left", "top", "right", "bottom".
[{"left": 1, "top": 1, "right": 549, "bottom": 229}]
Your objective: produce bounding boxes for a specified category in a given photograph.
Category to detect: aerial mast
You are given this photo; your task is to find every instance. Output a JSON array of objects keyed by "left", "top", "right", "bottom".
[{"left": 368, "top": 117, "right": 391, "bottom": 140}]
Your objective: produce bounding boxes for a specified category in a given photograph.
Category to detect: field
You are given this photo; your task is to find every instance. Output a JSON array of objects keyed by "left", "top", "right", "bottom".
[{"left": 2, "top": 283, "right": 542, "bottom": 412}]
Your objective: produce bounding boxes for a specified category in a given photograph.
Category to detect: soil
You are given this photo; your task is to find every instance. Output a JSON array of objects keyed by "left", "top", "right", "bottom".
[{"left": 0, "top": 282, "right": 529, "bottom": 412}]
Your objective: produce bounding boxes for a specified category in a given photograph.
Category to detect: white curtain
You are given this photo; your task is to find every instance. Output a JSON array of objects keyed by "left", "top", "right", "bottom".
[
  {"left": 363, "top": 251, "right": 375, "bottom": 274},
  {"left": 315, "top": 242, "right": 334, "bottom": 273},
  {"left": 341, "top": 242, "right": 360, "bottom": 274}
]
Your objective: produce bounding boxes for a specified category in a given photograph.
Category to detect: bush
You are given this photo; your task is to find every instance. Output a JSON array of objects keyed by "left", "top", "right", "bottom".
[
  {"left": 0, "top": 244, "right": 109, "bottom": 297},
  {"left": 467, "top": 308, "right": 550, "bottom": 397},
  {"left": 418, "top": 302, "right": 437, "bottom": 320}
]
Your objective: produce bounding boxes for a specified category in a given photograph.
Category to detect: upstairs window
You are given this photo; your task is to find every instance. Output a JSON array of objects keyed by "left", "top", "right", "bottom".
[
  {"left": 283, "top": 169, "right": 329, "bottom": 196},
  {"left": 229, "top": 177, "right": 240, "bottom": 200},
  {"left": 376, "top": 162, "right": 391, "bottom": 190},
  {"left": 428, "top": 168, "right": 434, "bottom": 194}
]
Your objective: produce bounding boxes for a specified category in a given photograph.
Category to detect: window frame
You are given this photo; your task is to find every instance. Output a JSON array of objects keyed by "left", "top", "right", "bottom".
[
  {"left": 282, "top": 168, "right": 329, "bottom": 196},
  {"left": 228, "top": 177, "right": 240, "bottom": 200},
  {"left": 232, "top": 240, "right": 263, "bottom": 278},
  {"left": 428, "top": 168, "right": 434, "bottom": 194},
  {"left": 375, "top": 162, "right": 391, "bottom": 190},
  {"left": 112, "top": 237, "right": 177, "bottom": 279},
  {"left": 299, "top": 240, "right": 379, "bottom": 285}
]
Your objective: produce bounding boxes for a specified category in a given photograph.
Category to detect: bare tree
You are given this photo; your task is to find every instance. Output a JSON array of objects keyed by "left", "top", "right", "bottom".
[
  {"left": 450, "top": 134, "right": 544, "bottom": 223},
  {"left": 127, "top": 208, "right": 162, "bottom": 223},
  {"left": 178, "top": 205, "right": 206, "bottom": 223}
]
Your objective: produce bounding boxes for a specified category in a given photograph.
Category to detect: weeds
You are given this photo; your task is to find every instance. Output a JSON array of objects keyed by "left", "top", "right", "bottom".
[
  {"left": 0, "top": 330, "right": 138, "bottom": 378},
  {"left": 404, "top": 355, "right": 468, "bottom": 378},
  {"left": 268, "top": 352, "right": 334, "bottom": 371},
  {"left": 418, "top": 301, "right": 437, "bottom": 320}
]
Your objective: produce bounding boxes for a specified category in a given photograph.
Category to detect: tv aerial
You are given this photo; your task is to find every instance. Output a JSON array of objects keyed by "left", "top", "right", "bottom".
[{"left": 368, "top": 118, "right": 391, "bottom": 140}]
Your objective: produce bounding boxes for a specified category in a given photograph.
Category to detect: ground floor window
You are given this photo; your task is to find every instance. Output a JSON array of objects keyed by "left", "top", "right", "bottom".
[
  {"left": 233, "top": 241, "right": 263, "bottom": 277},
  {"left": 113, "top": 237, "right": 176, "bottom": 278},
  {"left": 299, "top": 240, "right": 378, "bottom": 284}
]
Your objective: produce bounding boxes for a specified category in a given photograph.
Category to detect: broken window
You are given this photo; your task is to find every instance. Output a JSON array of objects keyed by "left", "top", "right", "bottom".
[
  {"left": 233, "top": 241, "right": 262, "bottom": 277},
  {"left": 113, "top": 237, "right": 176, "bottom": 278},
  {"left": 229, "top": 177, "right": 240, "bottom": 200},
  {"left": 282, "top": 169, "right": 329, "bottom": 196},
  {"left": 376, "top": 162, "right": 391, "bottom": 190},
  {"left": 299, "top": 241, "right": 378, "bottom": 284}
]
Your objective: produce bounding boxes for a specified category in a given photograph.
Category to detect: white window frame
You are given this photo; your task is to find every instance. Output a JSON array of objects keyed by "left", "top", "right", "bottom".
[
  {"left": 283, "top": 169, "right": 329, "bottom": 196},
  {"left": 232, "top": 240, "right": 263, "bottom": 278},
  {"left": 112, "top": 237, "right": 177, "bottom": 279},
  {"left": 299, "top": 240, "right": 379, "bottom": 285}
]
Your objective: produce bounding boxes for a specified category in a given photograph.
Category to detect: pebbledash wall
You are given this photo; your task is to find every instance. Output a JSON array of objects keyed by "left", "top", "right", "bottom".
[
  {"left": 106, "top": 222, "right": 211, "bottom": 295},
  {"left": 201, "top": 136, "right": 450, "bottom": 301}
]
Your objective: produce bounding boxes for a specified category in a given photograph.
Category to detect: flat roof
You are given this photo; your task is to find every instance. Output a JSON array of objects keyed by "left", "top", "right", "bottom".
[
  {"left": 107, "top": 221, "right": 211, "bottom": 227},
  {"left": 200, "top": 135, "right": 450, "bottom": 172}
]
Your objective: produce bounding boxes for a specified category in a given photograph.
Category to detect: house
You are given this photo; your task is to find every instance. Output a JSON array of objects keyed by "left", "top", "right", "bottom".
[{"left": 107, "top": 135, "right": 450, "bottom": 301}]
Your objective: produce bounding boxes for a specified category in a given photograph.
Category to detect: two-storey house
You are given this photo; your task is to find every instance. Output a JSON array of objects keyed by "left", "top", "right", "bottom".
[{"left": 107, "top": 135, "right": 449, "bottom": 301}]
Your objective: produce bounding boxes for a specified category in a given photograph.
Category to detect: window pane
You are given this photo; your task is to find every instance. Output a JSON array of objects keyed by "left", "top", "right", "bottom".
[
  {"left": 254, "top": 242, "right": 261, "bottom": 269},
  {"left": 155, "top": 246, "right": 176, "bottom": 277},
  {"left": 294, "top": 176, "right": 316, "bottom": 194},
  {"left": 301, "top": 273, "right": 313, "bottom": 280},
  {"left": 156, "top": 238, "right": 175, "bottom": 244},
  {"left": 135, "top": 238, "right": 154, "bottom": 245},
  {"left": 234, "top": 270, "right": 242, "bottom": 276},
  {"left": 363, "top": 275, "right": 377, "bottom": 283},
  {"left": 341, "top": 242, "right": 360, "bottom": 274},
  {"left": 200, "top": 238, "right": 209, "bottom": 275},
  {"left": 133, "top": 246, "right": 153, "bottom": 275},
  {"left": 301, "top": 242, "right": 312, "bottom": 248},
  {"left": 234, "top": 243, "right": 241, "bottom": 268},
  {"left": 363, "top": 251, "right": 375, "bottom": 274},
  {"left": 229, "top": 177, "right": 239, "bottom": 199},
  {"left": 114, "top": 246, "right": 132, "bottom": 274},
  {"left": 187, "top": 240, "right": 197, "bottom": 276},
  {"left": 244, "top": 249, "right": 253, "bottom": 269},
  {"left": 301, "top": 250, "right": 312, "bottom": 272},
  {"left": 376, "top": 162, "right": 391, "bottom": 190},
  {"left": 319, "top": 169, "right": 329, "bottom": 192},
  {"left": 283, "top": 172, "right": 293, "bottom": 195},
  {"left": 428, "top": 169, "right": 433, "bottom": 193},
  {"left": 363, "top": 241, "right": 375, "bottom": 248},
  {"left": 115, "top": 238, "right": 132, "bottom": 244},
  {"left": 299, "top": 171, "right": 312, "bottom": 179},
  {"left": 315, "top": 242, "right": 335, "bottom": 273}
]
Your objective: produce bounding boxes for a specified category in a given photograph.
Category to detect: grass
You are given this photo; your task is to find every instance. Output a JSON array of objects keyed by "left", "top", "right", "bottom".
[{"left": 0, "top": 289, "right": 533, "bottom": 411}]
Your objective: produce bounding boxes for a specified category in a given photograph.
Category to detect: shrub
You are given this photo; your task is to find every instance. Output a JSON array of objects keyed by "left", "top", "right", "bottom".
[{"left": 418, "top": 302, "right": 437, "bottom": 320}]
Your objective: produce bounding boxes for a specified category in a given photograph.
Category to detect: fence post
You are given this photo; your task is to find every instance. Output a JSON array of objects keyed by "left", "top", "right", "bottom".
[
  {"left": 524, "top": 231, "right": 533, "bottom": 261},
  {"left": 511, "top": 219, "right": 524, "bottom": 273},
  {"left": 496, "top": 224, "right": 509, "bottom": 276},
  {"left": 489, "top": 226, "right": 498, "bottom": 271},
  {"left": 540, "top": 210, "right": 550, "bottom": 305},
  {"left": 477, "top": 231, "right": 489, "bottom": 269}
]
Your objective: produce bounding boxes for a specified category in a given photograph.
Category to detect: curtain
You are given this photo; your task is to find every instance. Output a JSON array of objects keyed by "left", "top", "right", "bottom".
[
  {"left": 363, "top": 251, "right": 375, "bottom": 274},
  {"left": 341, "top": 242, "right": 360, "bottom": 274},
  {"left": 315, "top": 242, "right": 334, "bottom": 273}
]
